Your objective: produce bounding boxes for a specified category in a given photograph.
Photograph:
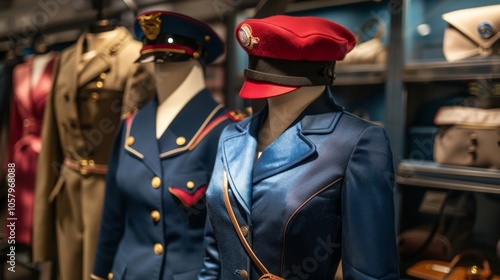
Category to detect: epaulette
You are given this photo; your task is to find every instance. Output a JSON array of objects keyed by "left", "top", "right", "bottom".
[
  {"left": 227, "top": 109, "right": 249, "bottom": 122},
  {"left": 121, "top": 107, "right": 139, "bottom": 131},
  {"left": 121, "top": 106, "right": 139, "bottom": 120}
]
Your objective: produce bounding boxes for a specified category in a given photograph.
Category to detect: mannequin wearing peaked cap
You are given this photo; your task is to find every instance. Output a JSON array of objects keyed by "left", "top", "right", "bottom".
[
  {"left": 200, "top": 15, "right": 399, "bottom": 280},
  {"left": 92, "top": 11, "right": 244, "bottom": 280},
  {"left": 33, "top": 22, "right": 154, "bottom": 280}
]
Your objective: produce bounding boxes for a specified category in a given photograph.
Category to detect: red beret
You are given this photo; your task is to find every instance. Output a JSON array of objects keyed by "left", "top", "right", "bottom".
[{"left": 235, "top": 15, "right": 356, "bottom": 99}]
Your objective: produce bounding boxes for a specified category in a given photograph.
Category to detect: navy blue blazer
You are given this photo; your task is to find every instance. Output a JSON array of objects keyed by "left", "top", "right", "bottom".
[
  {"left": 199, "top": 88, "right": 399, "bottom": 280},
  {"left": 93, "top": 89, "right": 238, "bottom": 280}
]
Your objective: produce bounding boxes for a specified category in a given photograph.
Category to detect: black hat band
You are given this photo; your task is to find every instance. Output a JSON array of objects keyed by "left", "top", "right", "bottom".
[{"left": 244, "top": 56, "right": 336, "bottom": 86}]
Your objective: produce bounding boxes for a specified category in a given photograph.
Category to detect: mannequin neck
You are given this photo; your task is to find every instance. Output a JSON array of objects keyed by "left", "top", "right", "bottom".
[
  {"left": 155, "top": 59, "right": 205, "bottom": 104},
  {"left": 154, "top": 59, "right": 206, "bottom": 139},
  {"left": 257, "top": 86, "right": 325, "bottom": 152}
]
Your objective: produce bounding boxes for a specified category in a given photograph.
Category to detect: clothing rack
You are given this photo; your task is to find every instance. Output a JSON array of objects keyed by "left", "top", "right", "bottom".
[{"left": 0, "top": 7, "right": 128, "bottom": 53}]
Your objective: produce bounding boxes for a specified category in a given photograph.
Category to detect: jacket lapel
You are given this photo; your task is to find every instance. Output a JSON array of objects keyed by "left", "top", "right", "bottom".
[
  {"left": 221, "top": 115, "right": 259, "bottom": 215},
  {"left": 252, "top": 121, "right": 315, "bottom": 183},
  {"left": 158, "top": 89, "right": 222, "bottom": 158},
  {"left": 221, "top": 88, "right": 344, "bottom": 214},
  {"left": 77, "top": 52, "right": 111, "bottom": 87},
  {"left": 63, "top": 36, "right": 84, "bottom": 141},
  {"left": 254, "top": 89, "right": 344, "bottom": 184},
  {"left": 77, "top": 27, "right": 130, "bottom": 87},
  {"left": 13, "top": 58, "right": 32, "bottom": 116},
  {"left": 125, "top": 98, "right": 162, "bottom": 176}
]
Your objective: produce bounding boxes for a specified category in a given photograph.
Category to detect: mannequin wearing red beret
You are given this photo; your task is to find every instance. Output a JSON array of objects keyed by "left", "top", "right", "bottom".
[{"left": 200, "top": 15, "right": 399, "bottom": 280}]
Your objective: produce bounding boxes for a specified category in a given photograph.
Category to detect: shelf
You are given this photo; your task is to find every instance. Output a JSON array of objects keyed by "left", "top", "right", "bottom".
[
  {"left": 334, "top": 64, "right": 386, "bottom": 85},
  {"left": 397, "top": 160, "right": 500, "bottom": 194},
  {"left": 403, "top": 58, "right": 500, "bottom": 82}
]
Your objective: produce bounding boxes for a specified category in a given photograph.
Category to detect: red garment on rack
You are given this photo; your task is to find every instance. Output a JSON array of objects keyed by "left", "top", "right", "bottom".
[{"left": 6, "top": 52, "right": 57, "bottom": 246}]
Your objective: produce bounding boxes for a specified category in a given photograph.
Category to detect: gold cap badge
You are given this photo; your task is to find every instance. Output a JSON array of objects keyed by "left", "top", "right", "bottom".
[
  {"left": 138, "top": 13, "right": 162, "bottom": 41},
  {"left": 238, "top": 24, "right": 259, "bottom": 49}
]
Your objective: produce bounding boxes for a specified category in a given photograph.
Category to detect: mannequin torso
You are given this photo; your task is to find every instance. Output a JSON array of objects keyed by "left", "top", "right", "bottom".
[
  {"left": 155, "top": 59, "right": 205, "bottom": 139},
  {"left": 257, "top": 85, "right": 325, "bottom": 155}
]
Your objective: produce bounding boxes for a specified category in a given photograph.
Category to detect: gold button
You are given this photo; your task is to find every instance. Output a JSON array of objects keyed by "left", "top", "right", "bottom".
[
  {"left": 151, "top": 177, "right": 161, "bottom": 189},
  {"left": 186, "top": 181, "right": 195, "bottom": 189},
  {"left": 176, "top": 136, "right": 186, "bottom": 146},
  {"left": 100, "top": 72, "right": 107, "bottom": 79},
  {"left": 88, "top": 159, "right": 95, "bottom": 166},
  {"left": 154, "top": 243, "right": 163, "bottom": 254},
  {"left": 107, "top": 272, "right": 113, "bottom": 280},
  {"left": 80, "top": 159, "right": 88, "bottom": 166},
  {"left": 150, "top": 210, "right": 160, "bottom": 222},
  {"left": 193, "top": 52, "right": 200, "bottom": 59},
  {"left": 240, "top": 269, "right": 248, "bottom": 280},
  {"left": 469, "top": 265, "right": 479, "bottom": 275},
  {"left": 23, "top": 119, "right": 30, "bottom": 127},
  {"left": 204, "top": 35, "right": 211, "bottom": 42},
  {"left": 126, "top": 136, "right": 135, "bottom": 146},
  {"left": 96, "top": 81, "right": 104, "bottom": 88},
  {"left": 91, "top": 92, "right": 99, "bottom": 101},
  {"left": 240, "top": 225, "right": 249, "bottom": 237}
]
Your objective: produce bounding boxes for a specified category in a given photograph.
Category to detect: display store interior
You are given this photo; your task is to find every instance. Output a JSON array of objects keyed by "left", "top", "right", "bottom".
[{"left": 1, "top": 0, "right": 499, "bottom": 279}]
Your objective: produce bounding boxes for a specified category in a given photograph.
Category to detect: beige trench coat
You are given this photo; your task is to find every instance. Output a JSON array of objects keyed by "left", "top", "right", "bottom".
[{"left": 33, "top": 26, "right": 153, "bottom": 280}]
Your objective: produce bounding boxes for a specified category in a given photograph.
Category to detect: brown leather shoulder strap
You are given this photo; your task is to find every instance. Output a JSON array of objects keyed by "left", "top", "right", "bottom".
[{"left": 222, "top": 171, "right": 284, "bottom": 280}]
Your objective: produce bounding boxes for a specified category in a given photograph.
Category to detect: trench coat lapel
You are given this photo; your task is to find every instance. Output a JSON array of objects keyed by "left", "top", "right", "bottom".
[
  {"left": 77, "top": 27, "right": 129, "bottom": 87},
  {"left": 77, "top": 52, "right": 111, "bottom": 87},
  {"left": 63, "top": 35, "right": 84, "bottom": 140},
  {"left": 124, "top": 98, "right": 162, "bottom": 176}
]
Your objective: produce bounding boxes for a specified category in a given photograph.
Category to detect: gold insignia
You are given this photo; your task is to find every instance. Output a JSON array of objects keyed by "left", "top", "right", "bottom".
[
  {"left": 238, "top": 24, "right": 259, "bottom": 49},
  {"left": 137, "top": 13, "right": 162, "bottom": 41},
  {"left": 227, "top": 110, "right": 248, "bottom": 121}
]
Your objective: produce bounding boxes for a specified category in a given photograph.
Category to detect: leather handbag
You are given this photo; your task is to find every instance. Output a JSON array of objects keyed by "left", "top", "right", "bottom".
[
  {"left": 398, "top": 190, "right": 475, "bottom": 262},
  {"left": 433, "top": 106, "right": 500, "bottom": 169},
  {"left": 407, "top": 249, "right": 500, "bottom": 280},
  {"left": 442, "top": 5, "right": 500, "bottom": 62},
  {"left": 398, "top": 229, "right": 452, "bottom": 261},
  {"left": 338, "top": 17, "right": 387, "bottom": 65},
  {"left": 223, "top": 171, "right": 284, "bottom": 280}
]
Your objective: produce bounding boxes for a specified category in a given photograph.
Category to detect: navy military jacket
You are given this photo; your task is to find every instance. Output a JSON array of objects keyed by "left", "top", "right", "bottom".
[
  {"left": 199, "top": 88, "right": 399, "bottom": 280},
  {"left": 93, "top": 89, "right": 238, "bottom": 280}
]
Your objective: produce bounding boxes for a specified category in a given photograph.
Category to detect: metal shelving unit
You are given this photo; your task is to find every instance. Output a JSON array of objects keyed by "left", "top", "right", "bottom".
[
  {"left": 334, "top": 64, "right": 386, "bottom": 85},
  {"left": 397, "top": 160, "right": 500, "bottom": 194},
  {"left": 403, "top": 58, "right": 500, "bottom": 82}
]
